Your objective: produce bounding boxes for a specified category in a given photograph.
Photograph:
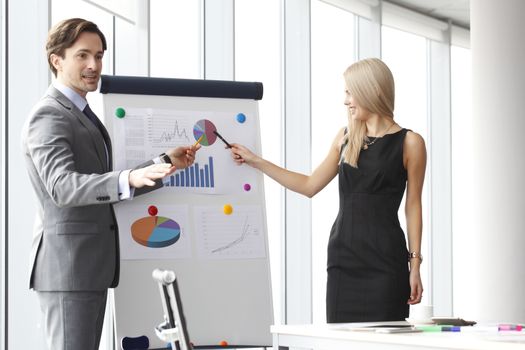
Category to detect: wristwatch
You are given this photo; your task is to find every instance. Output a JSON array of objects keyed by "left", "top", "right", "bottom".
[
  {"left": 408, "top": 252, "right": 423, "bottom": 262},
  {"left": 159, "top": 153, "right": 172, "bottom": 165}
]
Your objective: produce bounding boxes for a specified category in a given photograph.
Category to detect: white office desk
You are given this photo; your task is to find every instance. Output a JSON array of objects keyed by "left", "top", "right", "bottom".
[{"left": 271, "top": 322, "right": 525, "bottom": 350}]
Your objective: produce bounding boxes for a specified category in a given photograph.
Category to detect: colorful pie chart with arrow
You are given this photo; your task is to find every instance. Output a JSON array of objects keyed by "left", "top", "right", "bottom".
[
  {"left": 193, "top": 119, "right": 218, "bottom": 146},
  {"left": 131, "top": 215, "right": 181, "bottom": 248}
]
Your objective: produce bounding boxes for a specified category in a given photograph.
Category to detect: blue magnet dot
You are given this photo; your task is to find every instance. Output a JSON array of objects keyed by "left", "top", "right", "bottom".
[{"left": 236, "top": 113, "right": 246, "bottom": 123}]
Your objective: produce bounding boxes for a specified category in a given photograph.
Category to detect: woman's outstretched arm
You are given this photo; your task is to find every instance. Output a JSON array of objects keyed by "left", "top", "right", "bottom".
[{"left": 230, "top": 127, "right": 345, "bottom": 198}]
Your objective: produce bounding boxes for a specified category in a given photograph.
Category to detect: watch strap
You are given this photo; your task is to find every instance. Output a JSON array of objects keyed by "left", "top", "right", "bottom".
[{"left": 159, "top": 153, "right": 172, "bottom": 165}]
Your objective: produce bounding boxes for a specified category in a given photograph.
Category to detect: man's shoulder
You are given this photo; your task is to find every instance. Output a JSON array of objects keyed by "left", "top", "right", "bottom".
[
  {"left": 42, "top": 85, "right": 73, "bottom": 109},
  {"left": 23, "top": 90, "right": 75, "bottom": 138},
  {"left": 29, "top": 87, "right": 73, "bottom": 117}
]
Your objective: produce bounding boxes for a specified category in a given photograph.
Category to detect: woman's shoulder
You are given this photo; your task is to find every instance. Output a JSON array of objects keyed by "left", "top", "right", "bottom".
[
  {"left": 403, "top": 129, "right": 426, "bottom": 148},
  {"left": 402, "top": 129, "right": 427, "bottom": 164},
  {"left": 330, "top": 126, "right": 347, "bottom": 143},
  {"left": 329, "top": 126, "right": 348, "bottom": 157}
]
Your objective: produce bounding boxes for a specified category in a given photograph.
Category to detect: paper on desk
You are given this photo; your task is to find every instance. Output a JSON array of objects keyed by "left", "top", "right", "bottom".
[
  {"left": 331, "top": 322, "right": 412, "bottom": 332},
  {"left": 483, "top": 332, "right": 525, "bottom": 344}
]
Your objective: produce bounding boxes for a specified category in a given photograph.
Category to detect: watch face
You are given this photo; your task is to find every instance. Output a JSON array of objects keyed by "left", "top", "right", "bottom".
[{"left": 162, "top": 154, "right": 172, "bottom": 165}]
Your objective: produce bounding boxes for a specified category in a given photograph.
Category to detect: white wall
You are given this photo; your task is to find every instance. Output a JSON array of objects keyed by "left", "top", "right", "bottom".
[{"left": 465, "top": 0, "right": 525, "bottom": 323}]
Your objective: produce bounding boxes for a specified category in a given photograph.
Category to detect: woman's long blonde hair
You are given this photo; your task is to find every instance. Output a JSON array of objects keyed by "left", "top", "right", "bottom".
[{"left": 343, "top": 58, "right": 395, "bottom": 167}]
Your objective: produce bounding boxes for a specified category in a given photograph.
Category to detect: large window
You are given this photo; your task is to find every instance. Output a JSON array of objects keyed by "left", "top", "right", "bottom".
[
  {"left": 234, "top": 0, "right": 282, "bottom": 323},
  {"left": 5, "top": 1, "right": 469, "bottom": 344},
  {"left": 311, "top": 0, "right": 355, "bottom": 323},
  {"left": 51, "top": 0, "right": 115, "bottom": 117},
  {"left": 52, "top": 0, "right": 114, "bottom": 76},
  {"left": 0, "top": 1, "right": 4, "bottom": 345},
  {"left": 7, "top": 3, "right": 117, "bottom": 350},
  {"left": 150, "top": 0, "right": 202, "bottom": 79},
  {"left": 451, "top": 45, "right": 472, "bottom": 317},
  {"left": 382, "top": 25, "right": 431, "bottom": 304}
]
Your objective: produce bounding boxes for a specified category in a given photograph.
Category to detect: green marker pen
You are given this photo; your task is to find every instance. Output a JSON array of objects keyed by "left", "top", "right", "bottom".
[{"left": 417, "top": 325, "right": 442, "bottom": 332}]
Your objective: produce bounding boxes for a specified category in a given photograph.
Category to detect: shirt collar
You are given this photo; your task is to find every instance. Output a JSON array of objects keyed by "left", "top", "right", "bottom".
[{"left": 52, "top": 81, "right": 88, "bottom": 112}]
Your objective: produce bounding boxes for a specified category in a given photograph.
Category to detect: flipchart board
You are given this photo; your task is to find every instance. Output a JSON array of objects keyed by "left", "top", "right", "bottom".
[{"left": 99, "top": 75, "right": 273, "bottom": 349}]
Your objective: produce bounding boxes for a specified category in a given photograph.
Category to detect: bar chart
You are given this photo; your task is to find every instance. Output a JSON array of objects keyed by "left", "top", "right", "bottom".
[{"left": 164, "top": 156, "right": 215, "bottom": 188}]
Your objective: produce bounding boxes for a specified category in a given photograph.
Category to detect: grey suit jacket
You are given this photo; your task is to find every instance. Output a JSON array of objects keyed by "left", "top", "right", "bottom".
[{"left": 22, "top": 85, "right": 160, "bottom": 291}]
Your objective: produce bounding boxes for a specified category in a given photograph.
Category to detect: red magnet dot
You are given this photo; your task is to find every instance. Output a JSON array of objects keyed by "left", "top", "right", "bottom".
[
  {"left": 148, "top": 205, "right": 158, "bottom": 216},
  {"left": 243, "top": 183, "right": 251, "bottom": 191},
  {"left": 219, "top": 340, "right": 228, "bottom": 347}
]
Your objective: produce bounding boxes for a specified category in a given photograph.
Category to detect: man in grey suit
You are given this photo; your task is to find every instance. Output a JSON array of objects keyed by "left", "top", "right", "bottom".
[{"left": 21, "top": 18, "right": 200, "bottom": 350}]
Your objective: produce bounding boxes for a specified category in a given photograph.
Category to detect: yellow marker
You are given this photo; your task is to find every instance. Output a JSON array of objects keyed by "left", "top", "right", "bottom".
[
  {"left": 223, "top": 204, "right": 233, "bottom": 215},
  {"left": 194, "top": 134, "right": 204, "bottom": 147}
]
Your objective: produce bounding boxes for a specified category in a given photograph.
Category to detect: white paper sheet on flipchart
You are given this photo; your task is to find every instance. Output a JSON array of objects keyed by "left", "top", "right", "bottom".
[
  {"left": 114, "top": 203, "right": 191, "bottom": 260},
  {"left": 111, "top": 107, "right": 259, "bottom": 194},
  {"left": 193, "top": 204, "right": 266, "bottom": 260}
]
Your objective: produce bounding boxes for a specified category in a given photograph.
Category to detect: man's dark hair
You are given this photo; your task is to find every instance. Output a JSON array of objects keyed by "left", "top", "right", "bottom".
[{"left": 46, "top": 18, "right": 107, "bottom": 76}]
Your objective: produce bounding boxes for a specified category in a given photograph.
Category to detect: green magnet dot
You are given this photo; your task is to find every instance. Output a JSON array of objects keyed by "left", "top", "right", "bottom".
[{"left": 115, "top": 107, "right": 126, "bottom": 118}]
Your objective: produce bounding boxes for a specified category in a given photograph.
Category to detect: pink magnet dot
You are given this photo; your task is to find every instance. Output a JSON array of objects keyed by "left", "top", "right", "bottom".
[
  {"left": 148, "top": 205, "right": 158, "bottom": 216},
  {"left": 243, "top": 183, "right": 251, "bottom": 191}
]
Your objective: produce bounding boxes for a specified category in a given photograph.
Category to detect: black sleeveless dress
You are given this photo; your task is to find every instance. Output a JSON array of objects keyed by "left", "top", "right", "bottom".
[{"left": 326, "top": 128, "right": 411, "bottom": 323}]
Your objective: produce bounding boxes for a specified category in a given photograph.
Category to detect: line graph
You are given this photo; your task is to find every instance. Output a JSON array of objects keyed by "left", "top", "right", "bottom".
[
  {"left": 147, "top": 113, "right": 191, "bottom": 148},
  {"left": 194, "top": 205, "right": 266, "bottom": 259},
  {"left": 211, "top": 215, "right": 250, "bottom": 253},
  {"left": 153, "top": 120, "right": 190, "bottom": 144},
  {"left": 115, "top": 108, "right": 199, "bottom": 170}
]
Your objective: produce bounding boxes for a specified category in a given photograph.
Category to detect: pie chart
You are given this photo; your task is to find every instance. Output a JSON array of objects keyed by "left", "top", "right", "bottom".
[
  {"left": 193, "top": 119, "right": 218, "bottom": 146},
  {"left": 131, "top": 215, "right": 181, "bottom": 248}
]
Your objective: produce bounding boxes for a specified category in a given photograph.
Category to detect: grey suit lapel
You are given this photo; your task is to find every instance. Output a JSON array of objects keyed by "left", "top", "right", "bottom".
[{"left": 47, "top": 86, "right": 111, "bottom": 171}]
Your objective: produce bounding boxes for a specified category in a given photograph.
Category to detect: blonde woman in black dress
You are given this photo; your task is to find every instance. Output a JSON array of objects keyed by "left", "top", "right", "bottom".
[{"left": 230, "top": 58, "right": 426, "bottom": 322}]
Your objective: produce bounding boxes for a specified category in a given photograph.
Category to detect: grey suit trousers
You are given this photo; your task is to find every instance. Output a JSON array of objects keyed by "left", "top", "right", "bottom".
[{"left": 37, "top": 291, "right": 107, "bottom": 350}]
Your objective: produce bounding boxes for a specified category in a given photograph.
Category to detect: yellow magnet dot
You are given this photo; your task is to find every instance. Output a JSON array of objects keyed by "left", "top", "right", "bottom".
[{"left": 223, "top": 204, "right": 233, "bottom": 215}]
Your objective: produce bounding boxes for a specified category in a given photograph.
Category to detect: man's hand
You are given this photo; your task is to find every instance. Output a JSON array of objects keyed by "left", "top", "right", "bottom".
[
  {"left": 166, "top": 144, "right": 201, "bottom": 169},
  {"left": 129, "top": 163, "right": 176, "bottom": 188}
]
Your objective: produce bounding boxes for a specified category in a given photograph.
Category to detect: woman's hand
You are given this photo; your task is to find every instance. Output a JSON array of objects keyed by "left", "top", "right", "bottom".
[
  {"left": 407, "top": 267, "right": 423, "bottom": 305},
  {"left": 230, "top": 143, "right": 259, "bottom": 167}
]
